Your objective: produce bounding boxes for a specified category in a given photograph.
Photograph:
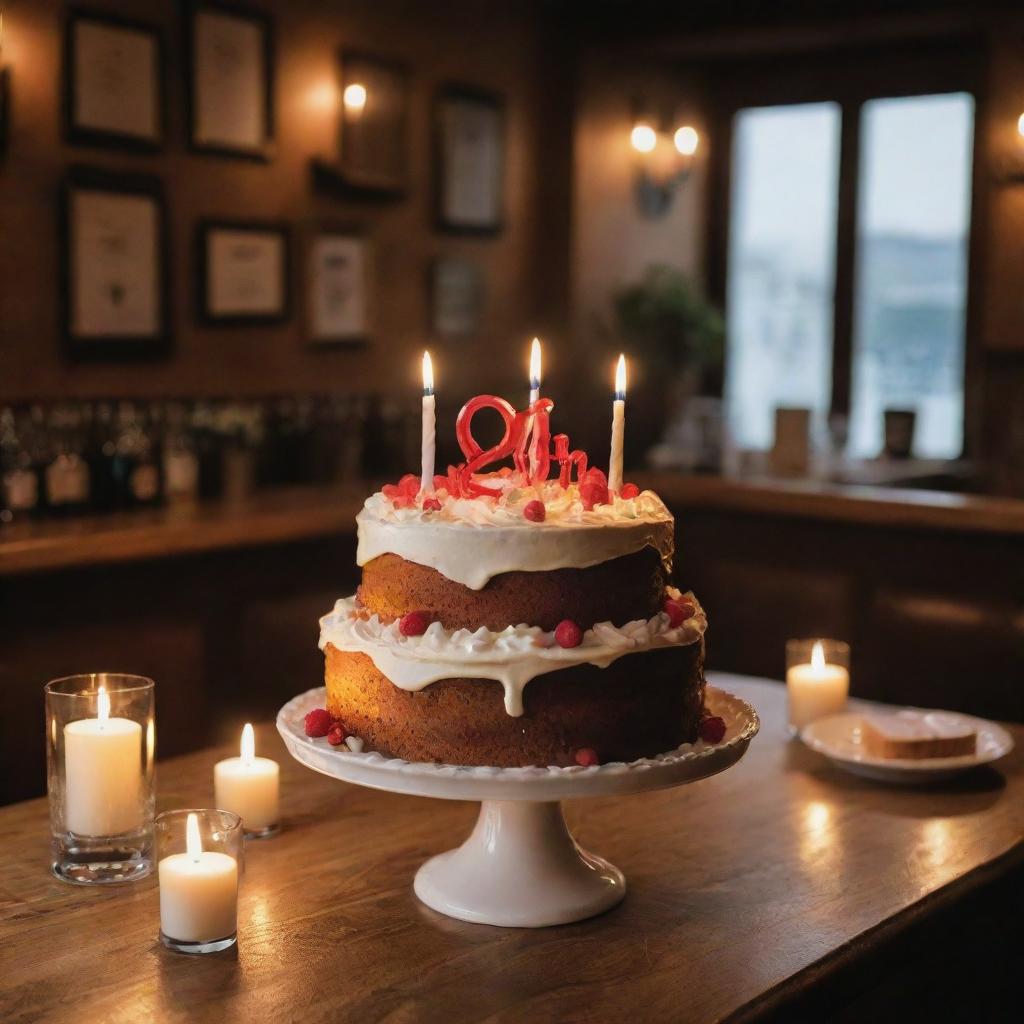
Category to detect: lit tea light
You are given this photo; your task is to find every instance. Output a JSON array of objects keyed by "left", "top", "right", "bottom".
[
  {"left": 214, "top": 724, "right": 280, "bottom": 837},
  {"left": 159, "top": 812, "right": 238, "bottom": 949},
  {"left": 64, "top": 686, "right": 143, "bottom": 837},
  {"left": 608, "top": 354, "right": 627, "bottom": 494},
  {"left": 786, "top": 639, "right": 850, "bottom": 734},
  {"left": 420, "top": 351, "right": 436, "bottom": 494}
]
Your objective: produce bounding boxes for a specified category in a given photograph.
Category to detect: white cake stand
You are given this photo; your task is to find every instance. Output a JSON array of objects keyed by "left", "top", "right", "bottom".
[{"left": 276, "top": 685, "right": 759, "bottom": 928}]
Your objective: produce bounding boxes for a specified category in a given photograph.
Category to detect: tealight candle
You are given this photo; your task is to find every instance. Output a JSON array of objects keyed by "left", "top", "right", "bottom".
[
  {"left": 64, "top": 687, "right": 143, "bottom": 837},
  {"left": 158, "top": 811, "right": 240, "bottom": 953},
  {"left": 608, "top": 354, "right": 627, "bottom": 494},
  {"left": 420, "top": 350, "right": 435, "bottom": 494},
  {"left": 786, "top": 639, "right": 850, "bottom": 734},
  {"left": 214, "top": 724, "right": 280, "bottom": 837}
]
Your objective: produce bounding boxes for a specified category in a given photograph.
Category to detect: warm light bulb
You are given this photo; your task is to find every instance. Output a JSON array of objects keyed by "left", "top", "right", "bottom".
[
  {"left": 186, "top": 812, "right": 203, "bottom": 861},
  {"left": 811, "top": 641, "right": 825, "bottom": 672},
  {"left": 674, "top": 125, "right": 699, "bottom": 157},
  {"left": 1017, "top": 112, "right": 1024, "bottom": 138},
  {"left": 343, "top": 82, "right": 367, "bottom": 113},
  {"left": 529, "top": 338, "right": 542, "bottom": 390},
  {"left": 241, "top": 722, "right": 255, "bottom": 765},
  {"left": 97, "top": 686, "right": 110, "bottom": 723},
  {"left": 614, "top": 354, "right": 627, "bottom": 400},
  {"left": 422, "top": 351, "right": 434, "bottom": 395},
  {"left": 630, "top": 124, "right": 657, "bottom": 154}
]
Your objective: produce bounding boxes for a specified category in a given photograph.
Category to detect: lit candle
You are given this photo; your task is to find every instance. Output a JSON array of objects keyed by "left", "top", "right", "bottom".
[
  {"left": 787, "top": 641, "right": 850, "bottom": 732},
  {"left": 214, "top": 723, "right": 280, "bottom": 836},
  {"left": 64, "top": 686, "right": 143, "bottom": 837},
  {"left": 608, "top": 354, "right": 627, "bottom": 494},
  {"left": 159, "top": 813, "right": 238, "bottom": 944},
  {"left": 528, "top": 337, "right": 541, "bottom": 406},
  {"left": 420, "top": 351, "right": 435, "bottom": 494}
]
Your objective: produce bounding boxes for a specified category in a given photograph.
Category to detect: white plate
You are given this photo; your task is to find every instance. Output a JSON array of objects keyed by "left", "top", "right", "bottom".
[
  {"left": 276, "top": 684, "right": 759, "bottom": 802},
  {"left": 801, "top": 709, "right": 1014, "bottom": 784}
]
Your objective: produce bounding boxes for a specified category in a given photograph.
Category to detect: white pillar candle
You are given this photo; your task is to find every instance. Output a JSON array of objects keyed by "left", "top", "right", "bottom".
[
  {"left": 787, "top": 641, "right": 850, "bottom": 731},
  {"left": 64, "top": 687, "right": 143, "bottom": 837},
  {"left": 159, "top": 813, "right": 238, "bottom": 943},
  {"left": 214, "top": 724, "right": 280, "bottom": 832},
  {"left": 420, "top": 350, "right": 435, "bottom": 494},
  {"left": 608, "top": 354, "right": 627, "bottom": 494}
]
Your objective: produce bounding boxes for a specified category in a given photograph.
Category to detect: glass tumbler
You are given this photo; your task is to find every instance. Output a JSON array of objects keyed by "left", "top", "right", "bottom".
[
  {"left": 785, "top": 638, "right": 851, "bottom": 736},
  {"left": 45, "top": 673, "right": 156, "bottom": 884},
  {"left": 156, "top": 809, "right": 243, "bottom": 954}
]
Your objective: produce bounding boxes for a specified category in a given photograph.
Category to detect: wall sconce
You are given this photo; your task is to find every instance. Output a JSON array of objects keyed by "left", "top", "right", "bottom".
[{"left": 630, "top": 113, "right": 700, "bottom": 219}]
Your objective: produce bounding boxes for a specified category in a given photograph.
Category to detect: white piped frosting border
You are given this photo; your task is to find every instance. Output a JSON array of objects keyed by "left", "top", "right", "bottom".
[
  {"left": 319, "top": 590, "right": 706, "bottom": 717},
  {"left": 357, "top": 483, "right": 675, "bottom": 590}
]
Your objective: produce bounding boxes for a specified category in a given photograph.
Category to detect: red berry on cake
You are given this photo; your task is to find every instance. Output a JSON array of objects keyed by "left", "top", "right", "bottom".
[
  {"left": 304, "top": 708, "right": 333, "bottom": 738},
  {"left": 700, "top": 715, "right": 727, "bottom": 743},
  {"left": 399, "top": 611, "right": 430, "bottom": 636},
  {"left": 422, "top": 496, "right": 442, "bottom": 512},
  {"left": 554, "top": 619, "right": 584, "bottom": 648},
  {"left": 523, "top": 499, "right": 546, "bottom": 522},
  {"left": 664, "top": 597, "right": 696, "bottom": 627},
  {"left": 620, "top": 482, "right": 640, "bottom": 499},
  {"left": 327, "top": 723, "right": 346, "bottom": 746},
  {"left": 574, "top": 747, "right": 600, "bottom": 767}
]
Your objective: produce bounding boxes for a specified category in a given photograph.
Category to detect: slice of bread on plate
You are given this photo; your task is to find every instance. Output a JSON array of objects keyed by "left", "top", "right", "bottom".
[{"left": 860, "top": 710, "right": 976, "bottom": 760}]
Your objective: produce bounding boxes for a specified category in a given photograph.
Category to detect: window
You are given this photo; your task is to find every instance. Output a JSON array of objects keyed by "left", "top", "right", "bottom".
[
  {"left": 849, "top": 93, "right": 974, "bottom": 458},
  {"left": 720, "top": 63, "right": 977, "bottom": 461},
  {"left": 726, "top": 103, "right": 841, "bottom": 451}
]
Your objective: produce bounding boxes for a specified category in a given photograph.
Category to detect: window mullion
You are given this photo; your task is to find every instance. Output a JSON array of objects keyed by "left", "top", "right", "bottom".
[{"left": 830, "top": 98, "right": 860, "bottom": 419}]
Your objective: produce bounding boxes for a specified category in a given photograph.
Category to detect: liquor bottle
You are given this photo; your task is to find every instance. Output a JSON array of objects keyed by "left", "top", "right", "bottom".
[
  {"left": 127, "top": 402, "right": 162, "bottom": 508},
  {"left": 162, "top": 401, "right": 200, "bottom": 505},
  {"left": 43, "top": 404, "right": 91, "bottom": 517},
  {"left": 1, "top": 407, "right": 41, "bottom": 524},
  {"left": 88, "top": 401, "right": 119, "bottom": 512}
]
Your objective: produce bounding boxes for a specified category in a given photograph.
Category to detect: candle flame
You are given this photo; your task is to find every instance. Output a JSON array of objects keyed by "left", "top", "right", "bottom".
[
  {"left": 186, "top": 812, "right": 203, "bottom": 861},
  {"left": 241, "top": 722, "right": 255, "bottom": 765},
  {"left": 343, "top": 82, "right": 367, "bottom": 113},
  {"left": 811, "top": 641, "right": 826, "bottom": 671},
  {"left": 97, "top": 686, "right": 110, "bottom": 723},
  {"left": 614, "top": 354, "right": 627, "bottom": 400},
  {"left": 422, "top": 350, "right": 434, "bottom": 395},
  {"left": 529, "top": 338, "right": 542, "bottom": 389}
]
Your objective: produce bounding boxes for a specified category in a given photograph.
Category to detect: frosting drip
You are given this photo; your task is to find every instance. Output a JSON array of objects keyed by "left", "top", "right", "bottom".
[
  {"left": 357, "top": 482, "right": 674, "bottom": 590},
  {"left": 319, "top": 592, "right": 705, "bottom": 717}
]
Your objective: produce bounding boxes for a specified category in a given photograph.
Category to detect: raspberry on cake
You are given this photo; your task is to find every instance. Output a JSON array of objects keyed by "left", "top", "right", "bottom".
[{"left": 318, "top": 389, "right": 711, "bottom": 768}]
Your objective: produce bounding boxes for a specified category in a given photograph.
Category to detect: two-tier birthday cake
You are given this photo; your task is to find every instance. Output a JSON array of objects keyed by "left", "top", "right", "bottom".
[{"left": 309, "top": 385, "right": 719, "bottom": 768}]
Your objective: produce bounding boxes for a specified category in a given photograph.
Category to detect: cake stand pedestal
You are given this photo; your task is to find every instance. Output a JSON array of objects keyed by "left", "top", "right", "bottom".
[{"left": 277, "top": 686, "right": 759, "bottom": 928}]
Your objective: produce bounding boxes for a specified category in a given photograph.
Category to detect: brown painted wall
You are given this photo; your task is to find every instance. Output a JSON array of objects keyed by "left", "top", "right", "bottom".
[{"left": 0, "top": 0, "right": 569, "bottom": 404}]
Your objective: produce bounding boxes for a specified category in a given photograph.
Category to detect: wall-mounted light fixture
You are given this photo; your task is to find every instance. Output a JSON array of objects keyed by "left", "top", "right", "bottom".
[
  {"left": 0, "top": 12, "right": 9, "bottom": 156},
  {"left": 630, "top": 107, "right": 700, "bottom": 219}
]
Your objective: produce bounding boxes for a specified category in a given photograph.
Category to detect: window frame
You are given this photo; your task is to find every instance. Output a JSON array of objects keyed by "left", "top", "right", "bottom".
[{"left": 703, "top": 36, "right": 987, "bottom": 458}]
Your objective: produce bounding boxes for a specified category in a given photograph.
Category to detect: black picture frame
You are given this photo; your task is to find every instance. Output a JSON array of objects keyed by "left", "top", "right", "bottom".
[
  {"left": 324, "top": 49, "right": 411, "bottom": 198},
  {"left": 61, "top": 165, "right": 171, "bottom": 361},
  {"left": 198, "top": 219, "right": 291, "bottom": 325},
  {"left": 433, "top": 84, "right": 505, "bottom": 236},
  {"left": 64, "top": 8, "right": 165, "bottom": 151},
  {"left": 186, "top": 2, "right": 275, "bottom": 162},
  {"left": 305, "top": 226, "right": 372, "bottom": 347}
]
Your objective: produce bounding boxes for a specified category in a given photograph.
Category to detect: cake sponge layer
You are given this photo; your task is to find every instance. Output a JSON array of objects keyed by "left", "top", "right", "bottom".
[
  {"left": 324, "top": 640, "right": 705, "bottom": 767},
  {"left": 357, "top": 547, "right": 668, "bottom": 632}
]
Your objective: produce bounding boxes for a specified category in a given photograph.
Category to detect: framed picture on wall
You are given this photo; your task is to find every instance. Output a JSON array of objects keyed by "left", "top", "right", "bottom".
[
  {"left": 434, "top": 85, "right": 505, "bottom": 235},
  {"left": 307, "top": 231, "right": 370, "bottom": 345},
  {"left": 62, "top": 166, "right": 170, "bottom": 360},
  {"left": 187, "top": 2, "right": 274, "bottom": 160},
  {"left": 64, "top": 10, "right": 164, "bottom": 150},
  {"left": 199, "top": 220, "right": 290, "bottom": 324},
  {"left": 336, "top": 50, "right": 410, "bottom": 195},
  {"left": 431, "top": 256, "right": 484, "bottom": 338}
]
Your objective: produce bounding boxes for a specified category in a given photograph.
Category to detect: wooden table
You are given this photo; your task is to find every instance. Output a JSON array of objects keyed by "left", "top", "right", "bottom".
[{"left": 1, "top": 676, "right": 1021, "bottom": 1023}]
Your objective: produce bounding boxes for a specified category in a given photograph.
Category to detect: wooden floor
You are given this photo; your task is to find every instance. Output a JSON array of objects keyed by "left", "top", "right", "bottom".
[{"left": 0, "top": 676, "right": 1020, "bottom": 1023}]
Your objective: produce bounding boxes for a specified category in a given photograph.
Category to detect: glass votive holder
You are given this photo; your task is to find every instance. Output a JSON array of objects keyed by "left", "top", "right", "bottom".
[
  {"left": 156, "top": 809, "right": 243, "bottom": 955},
  {"left": 45, "top": 673, "right": 156, "bottom": 885},
  {"left": 786, "top": 638, "right": 851, "bottom": 737}
]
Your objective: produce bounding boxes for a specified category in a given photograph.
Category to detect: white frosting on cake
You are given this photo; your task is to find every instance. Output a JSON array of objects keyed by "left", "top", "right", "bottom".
[
  {"left": 357, "top": 482, "right": 674, "bottom": 589},
  {"left": 319, "top": 592, "right": 706, "bottom": 716}
]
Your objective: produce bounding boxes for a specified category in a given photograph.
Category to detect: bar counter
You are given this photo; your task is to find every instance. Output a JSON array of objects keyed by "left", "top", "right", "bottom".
[
  {"left": 0, "top": 676, "right": 1020, "bottom": 1023},
  {"left": 2, "top": 474, "right": 1022, "bottom": 578}
]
